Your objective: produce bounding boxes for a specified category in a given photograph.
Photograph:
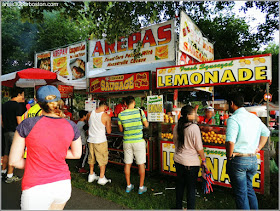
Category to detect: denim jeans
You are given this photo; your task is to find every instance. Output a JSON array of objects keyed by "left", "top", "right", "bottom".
[
  {"left": 175, "top": 162, "right": 199, "bottom": 209},
  {"left": 226, "top": 156, "right": 258, "bottom": 210}
]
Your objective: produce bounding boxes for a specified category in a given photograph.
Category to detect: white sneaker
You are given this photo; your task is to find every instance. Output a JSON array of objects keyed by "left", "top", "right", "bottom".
[
  {"left": 97, "top": 176, "right": 111, "bottom": 185},
  {"left": 88, "top": 173, "right": 99, "bottom": 183}
]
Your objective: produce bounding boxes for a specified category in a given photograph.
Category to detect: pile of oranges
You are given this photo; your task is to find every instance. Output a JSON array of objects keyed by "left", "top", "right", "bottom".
[
  {"left": 161, "top": 133, "right": 173, "bottom": 140},
  {"left": 202, "top": 131, "right": 226, "bottom": 145}
]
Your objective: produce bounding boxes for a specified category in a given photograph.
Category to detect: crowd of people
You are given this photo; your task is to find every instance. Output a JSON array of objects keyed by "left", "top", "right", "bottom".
[{"left": 1, "top": 85, "right": 270, "bottom": 210}]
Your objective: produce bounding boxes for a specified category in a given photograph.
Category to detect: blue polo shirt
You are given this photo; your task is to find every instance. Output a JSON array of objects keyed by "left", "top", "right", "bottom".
[{"left": 226, "top": 107, "right": 270, "bottom": 153}]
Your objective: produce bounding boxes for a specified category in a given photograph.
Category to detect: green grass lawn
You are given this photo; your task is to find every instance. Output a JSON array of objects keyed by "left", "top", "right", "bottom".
[{"left": 67, "top": 160, "right": 278, "bottom": 209}]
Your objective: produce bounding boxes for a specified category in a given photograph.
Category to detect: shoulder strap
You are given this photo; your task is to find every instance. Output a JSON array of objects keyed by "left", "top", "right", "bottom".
[
  {"left": 139, "top": 109, "right": 143, "bottom": 122},
  {"left": 35, "top": 108, "right": 42, "bottom": 117},
  {"left": 183, "top": 123, "right": 198, "bottom": 129}
]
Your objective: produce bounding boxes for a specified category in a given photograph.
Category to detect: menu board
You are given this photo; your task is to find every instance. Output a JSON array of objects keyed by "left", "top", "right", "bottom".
[{"left": 147, "top": 95, "right": 164, "bottom": 122}]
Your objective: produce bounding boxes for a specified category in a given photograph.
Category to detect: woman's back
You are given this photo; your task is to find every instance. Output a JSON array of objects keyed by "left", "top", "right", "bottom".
[
  {"left": 17, "top": 116, "right": 80, "bottom": 191},
  {"left": 173, "top": 123, "right": 203, "bottom": 166}
]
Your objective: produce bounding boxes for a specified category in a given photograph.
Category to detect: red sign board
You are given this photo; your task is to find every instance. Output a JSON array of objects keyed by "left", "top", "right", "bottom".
[
  {"left": 89, "top": 72, "right": 150, "bottom": 93},
  {"left": 57, "top": 85, "right": 74, "bottom": 98}
]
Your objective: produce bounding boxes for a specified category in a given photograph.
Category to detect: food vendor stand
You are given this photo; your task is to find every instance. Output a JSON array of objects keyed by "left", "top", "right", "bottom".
[
  {"left": 155, "top": 53, "right": 272, "bottom": 195},
  {"left": 86, "top": 19, "right": 177, "bottom": 172},
  {"left": 88, "top": 71, "right": 159, "bottom": 171}
]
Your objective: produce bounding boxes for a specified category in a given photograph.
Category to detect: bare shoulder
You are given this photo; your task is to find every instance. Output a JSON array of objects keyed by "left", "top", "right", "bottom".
[{"left": 102, "top": 112, "right": 110, "bottom": 120}]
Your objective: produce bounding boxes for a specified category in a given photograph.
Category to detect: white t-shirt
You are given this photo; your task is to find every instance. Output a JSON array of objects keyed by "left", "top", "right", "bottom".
[{"left": 87, "top": 111, "right": 107, "bottom": 144}]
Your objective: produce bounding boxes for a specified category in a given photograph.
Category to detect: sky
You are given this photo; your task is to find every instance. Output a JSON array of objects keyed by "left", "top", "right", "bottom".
[{"left": 233, "top": 1, "right": 279, "bottom": 50}]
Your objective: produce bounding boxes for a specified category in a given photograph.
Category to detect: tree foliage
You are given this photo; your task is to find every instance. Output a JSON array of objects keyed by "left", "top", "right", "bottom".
[
  {"left": 2, "top": 6, "right": 36, "bottom": 74},
  {"left": 241, "top": 1, "right": 279, "bottom": 44}
]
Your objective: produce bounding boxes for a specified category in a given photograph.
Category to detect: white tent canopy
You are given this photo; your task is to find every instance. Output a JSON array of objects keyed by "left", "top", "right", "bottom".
[{"left": 87, "top": 61, "right": 175, "bottom": 78}]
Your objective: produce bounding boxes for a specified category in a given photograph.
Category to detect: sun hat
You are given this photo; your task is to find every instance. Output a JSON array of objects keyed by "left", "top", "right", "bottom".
[{"left": 37, "top": 85, "right": 61, "bottom": 103}]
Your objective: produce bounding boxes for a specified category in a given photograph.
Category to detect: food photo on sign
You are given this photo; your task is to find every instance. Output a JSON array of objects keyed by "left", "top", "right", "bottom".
[
  {"left": 69, "top": 42, "right": 87, "bottom": 80},
  {"left": 70, "top": 58, "right": 86, "bottom": 79},
  {"left": 53, "top": 56, "right": 68, "bottom": 78},
  {"left": 52, "top": 47, "right": 71, "bottom": 80},
  {"left": 36, "top": 52, "right": 51, "bottom": 71}
]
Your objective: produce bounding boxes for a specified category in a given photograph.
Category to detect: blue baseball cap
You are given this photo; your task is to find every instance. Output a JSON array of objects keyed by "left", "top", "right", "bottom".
[{"left": 37, "top": 85, "right": 61, "bottom": 103}]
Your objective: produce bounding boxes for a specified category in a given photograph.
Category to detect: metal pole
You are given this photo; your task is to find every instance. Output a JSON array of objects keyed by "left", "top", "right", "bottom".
[
  {"left": 265, "top": 83, "right": 270, "bottom": 150},
  {"left": 264, "top": 82, "right": 271, "bottom": 196},
  {"left": 212, "top": 87, "right": 215, "bottom": 108}
]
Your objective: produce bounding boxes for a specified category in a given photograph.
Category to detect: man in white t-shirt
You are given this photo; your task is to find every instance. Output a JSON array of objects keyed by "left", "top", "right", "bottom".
[{"left": 87, "top": 101, "right": 112, "bottom": 185}]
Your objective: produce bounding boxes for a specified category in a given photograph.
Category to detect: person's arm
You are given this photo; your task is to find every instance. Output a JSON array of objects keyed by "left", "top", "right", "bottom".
[
  {"left": 66, "top": 137, "right": 82, "bottom": 159},
  {"left": 192, "top": 125, "right": 206, "bottom": 165},
  {"left": 118, "top": 114, "right": 123, "bottom": 132},
  {"left": 255, "top": 122, "right": 270, "bottom": 153},
  {"left": 225, "top": 118, "right": 239, "bottom": 159},
  {"left": 225, "top": 141, "right": 235, "bottom": 159},
  {"left": 105, "top": 114, "right": 112, "bottom": 134},
  {"left": 16, "top": 116, "right": 22, "bottom": 125},
  {"left": 86, "top": 112, "right": 91, "bottom": 122},
  {"left": 143, "top": 120, "right": 149, "bottom": 128},
  {"left": 255, "top": 136, "right": 269, "bottom": 153},
  {"left": 9, "top": 131, "right": 26, "bottom": 169},
  {"left": 118, "top": 124, "right": 123, "bottom": 132},
  {"left": 140, "top": 109, "right": 149, "bottom": 128},
  {"left": 197, "top": 149, "right": 206, "bottom": 160}
]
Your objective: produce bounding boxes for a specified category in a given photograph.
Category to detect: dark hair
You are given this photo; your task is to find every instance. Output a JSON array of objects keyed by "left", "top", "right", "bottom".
[
  {"left": 99, "top": 101, "right": 108, "bottom": 107},
  {"left": 11, "top": 87, "right": 24, "bottom": 98},
  {"left": 122, "top": 97, "right": 127, "bottom": 104},
  {"left": 79, "top": 110, "right": 88, "bottom": 118},
  {"left": 126, "top": 96, "right": 135, "bottom": 106},
  {"left": 227, "top": 92, "right": 244, "bottom": 107},
  {"left": 177, "top": 105, "right": 195, "bottom": 152}
]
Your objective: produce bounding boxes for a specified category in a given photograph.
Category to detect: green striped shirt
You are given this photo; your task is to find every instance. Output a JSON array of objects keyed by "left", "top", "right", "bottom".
[{"left": 118, "top": 108, "right": 147, "bottom": 143}]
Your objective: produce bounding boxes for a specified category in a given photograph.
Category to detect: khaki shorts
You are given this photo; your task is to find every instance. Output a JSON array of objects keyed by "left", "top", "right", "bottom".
[
  {"left": 123, "top": 141, "right": 146, "bottom": 165},
  {"left": 88, "top": 142, "right": 108, "bottom": 166}
]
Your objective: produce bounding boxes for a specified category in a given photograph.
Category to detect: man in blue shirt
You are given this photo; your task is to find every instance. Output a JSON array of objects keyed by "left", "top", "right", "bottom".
[{"left": 225, "top": 93, "right": 270, "bottom": 209}]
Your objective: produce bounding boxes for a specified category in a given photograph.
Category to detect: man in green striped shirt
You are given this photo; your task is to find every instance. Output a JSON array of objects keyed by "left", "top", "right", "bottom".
[{"left": 118, "top": 96, "right": 149, "bottom": 194}]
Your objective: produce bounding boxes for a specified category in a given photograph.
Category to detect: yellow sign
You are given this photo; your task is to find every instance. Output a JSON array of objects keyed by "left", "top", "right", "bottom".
[
  {"left": 157, "top": 54, "right": 272, "bottom": 89},
  {"left": 161, "top": 142, "right": 264, "bottom": 192}
]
